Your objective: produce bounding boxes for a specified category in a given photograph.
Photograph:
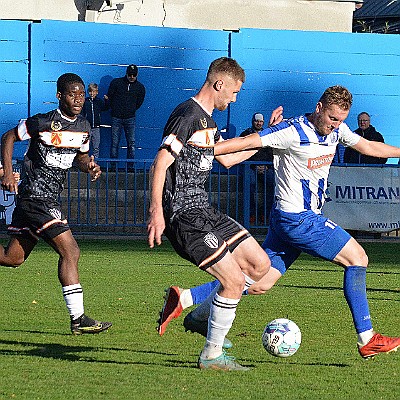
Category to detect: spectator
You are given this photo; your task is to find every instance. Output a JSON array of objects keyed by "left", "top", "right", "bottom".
[
  {"left": 81, "top": 83, "right": 107, "bottom": 159},
  {"left": 344, "top": 112, "right": 387, "bottom": 164},
  {"left": 240, "top": 113, "right": 274, "bottom": 224},
  {"left": 106, "top": 64, "right": 146, "bottom": 159}
]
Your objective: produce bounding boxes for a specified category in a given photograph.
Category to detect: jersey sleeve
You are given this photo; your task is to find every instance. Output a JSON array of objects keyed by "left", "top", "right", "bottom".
[
  {"left": 338, "top": 123, "right": 360, "bottom": 147},
  {"left": 258, "top": 120, "right": 295, "bottom": 149},
  {"left": 160, "top": 115, "right": 193, "bottom": 157},
  {"left": 17, "top": 117, "right": 38, "bottom": 141}
]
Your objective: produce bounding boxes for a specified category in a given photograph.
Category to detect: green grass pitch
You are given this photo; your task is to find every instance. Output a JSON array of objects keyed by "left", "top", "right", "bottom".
[{"left": 0, "top": 239, "right": 399, "bottom": 399}]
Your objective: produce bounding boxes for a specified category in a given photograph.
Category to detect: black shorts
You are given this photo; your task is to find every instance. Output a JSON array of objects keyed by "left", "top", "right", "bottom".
[
  {"left": 165, "top": 206, "right": 251, "bottom": 270},
  {"left": 8, "top": 197, "right": 70, "bottom": 241}
]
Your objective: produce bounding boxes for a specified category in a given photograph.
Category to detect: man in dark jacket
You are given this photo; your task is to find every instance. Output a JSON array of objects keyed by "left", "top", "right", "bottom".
[
  {"left": 344, "top": 112, "right": 387, "bottom": 164},
  {"left": 106, "top": 64, "right": 146, "bottom": 159}
]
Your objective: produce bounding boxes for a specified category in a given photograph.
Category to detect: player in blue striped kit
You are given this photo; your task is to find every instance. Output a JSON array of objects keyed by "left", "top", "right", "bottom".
[{"left": 158, "top": 85, "right": 400, "bottom": 359}]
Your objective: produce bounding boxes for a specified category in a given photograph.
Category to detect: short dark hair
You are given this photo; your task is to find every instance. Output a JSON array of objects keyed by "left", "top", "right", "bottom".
[
  {"left": 57, "top": 73, "right": 84, "bottom": 93},
  {"left": 319, "top": 85, "right": 353, "bottom": 111},
  {"left": 206, "top": 57, "right": 245, "bottom": 83}
]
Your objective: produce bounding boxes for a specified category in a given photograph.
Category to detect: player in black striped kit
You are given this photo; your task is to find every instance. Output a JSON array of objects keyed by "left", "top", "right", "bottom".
[
  {"left": 0, "top": 73, "right": 111, "bottom": 335},
  {"left": 147, "top": 58, "right": 280, "bottom": 371}
]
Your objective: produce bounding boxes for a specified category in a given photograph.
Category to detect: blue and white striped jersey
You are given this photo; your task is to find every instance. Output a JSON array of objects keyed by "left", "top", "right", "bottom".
[{"left": 259, "top": 115, "right": 360, "bottom": 214}]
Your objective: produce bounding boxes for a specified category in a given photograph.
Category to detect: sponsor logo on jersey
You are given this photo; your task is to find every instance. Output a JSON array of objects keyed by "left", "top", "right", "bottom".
[
  {"left": 308, "top": 154, "right": 334, "bottom": 170},
  {"left": 51, "top": 131, "right": 62, "bottom": 146},
  {"left": 204, "top": 232, "right": 219, "bottom": 249}
]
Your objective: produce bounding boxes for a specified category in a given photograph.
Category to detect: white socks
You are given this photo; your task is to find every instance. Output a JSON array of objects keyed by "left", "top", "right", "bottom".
[
  {"left": 180, "top": 289, "right": 194, "bottom": 309},
  {"left": 357, "top": 329, "right": 374, "bottom": 346},
  {"left": 201, "top": 293, "right": 239, "bottom": 360},
  {"left": 62, "top": 283, "right": 84, "bottom": 320}
]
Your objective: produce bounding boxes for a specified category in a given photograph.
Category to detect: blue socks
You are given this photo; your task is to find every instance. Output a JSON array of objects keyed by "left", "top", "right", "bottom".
[
  {"left": 343, "top": 266, "right": 372, "bottom": 333},
  {"left": 190, "top": 280, "right": 220, "bottom": 305}
]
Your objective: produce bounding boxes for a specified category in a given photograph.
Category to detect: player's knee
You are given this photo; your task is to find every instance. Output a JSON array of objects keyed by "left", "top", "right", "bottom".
[{"left": 0, "top": 256, "right": 24, "bottom": 268}]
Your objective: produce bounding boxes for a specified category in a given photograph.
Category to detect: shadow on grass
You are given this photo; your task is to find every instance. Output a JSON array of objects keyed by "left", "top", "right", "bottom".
[{"left": 0, "top": 337, "right": 182, "bottom": 365}]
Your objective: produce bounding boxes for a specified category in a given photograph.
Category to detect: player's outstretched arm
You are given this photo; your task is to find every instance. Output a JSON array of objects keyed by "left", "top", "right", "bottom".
[
  {"left": 214, "top": 133, "right": 262, "bottom": 156},
  {"left": 352, "top": 137, "right": 400, "bottom": 158}
]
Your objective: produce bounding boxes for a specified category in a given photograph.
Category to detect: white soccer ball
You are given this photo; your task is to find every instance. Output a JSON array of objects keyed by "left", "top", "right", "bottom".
[{"left": 262, "top": 318, "right": 301, "bottom": 357}]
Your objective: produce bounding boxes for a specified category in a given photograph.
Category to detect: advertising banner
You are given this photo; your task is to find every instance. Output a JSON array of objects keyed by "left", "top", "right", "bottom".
[{"left": 324, "top": 166, "right": 400, "bottom": 232}]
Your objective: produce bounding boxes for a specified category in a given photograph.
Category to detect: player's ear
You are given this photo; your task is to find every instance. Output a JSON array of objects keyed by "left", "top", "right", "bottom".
[
  {"left": 315, "top": 101, "right": 323, "bottom": 113},
  {"left": 56, "top": 91, "right": 62, "bottom": 100},
  {"left": 213, "top": 80, "right": 223, "bottom": 91}
]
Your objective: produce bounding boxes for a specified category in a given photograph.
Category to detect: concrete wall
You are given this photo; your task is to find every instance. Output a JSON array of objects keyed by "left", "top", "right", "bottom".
[{"left": 2, "top": 0, "right": 359, "bottom": 32}]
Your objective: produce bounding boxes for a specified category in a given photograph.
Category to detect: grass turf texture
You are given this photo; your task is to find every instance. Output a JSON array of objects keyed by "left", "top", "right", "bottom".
[{"left": 0, "top": 239, "right": 399, "bottom": 399}]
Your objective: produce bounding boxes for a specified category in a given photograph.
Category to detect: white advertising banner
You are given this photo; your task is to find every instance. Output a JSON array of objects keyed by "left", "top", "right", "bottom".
[{"left": 323, "top": 166, "right": 400, "bottom": 232}]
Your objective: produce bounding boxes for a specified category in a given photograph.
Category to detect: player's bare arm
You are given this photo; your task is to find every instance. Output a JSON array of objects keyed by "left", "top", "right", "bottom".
[
  {"left": 214, "top": 132, "right": 263, "bottom": 156},
  {"left": 147, "top": 148, "right": 175, "bottom": 248},
  {"left": 351, "top": 136, "right": 400, "bottom": 158},
  {"left": 1, "top": 127, "right": 19, "bottom": 194},
  {"left": 74, "top": 153, "right": 102, "bottom": 181}
]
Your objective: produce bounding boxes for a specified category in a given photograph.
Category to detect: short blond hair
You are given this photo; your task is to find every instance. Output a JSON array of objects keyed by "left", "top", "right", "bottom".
[
  {"left": 319, "top": 85, "right": 353, "bottom": 110},
  {"left": 206, "top": 57, "right": 245, "bottom": 83}
]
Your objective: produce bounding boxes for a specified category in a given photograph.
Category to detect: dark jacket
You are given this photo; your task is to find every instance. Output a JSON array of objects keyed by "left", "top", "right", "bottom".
[
  {"left": 240, "top": 127, "right": 273, "bottom": 163},
  {"left": 343, "top": 125, "right": 387, "bottom": 164},
  {"left": 81, "top": 96, "right": 107, "bottom": 128},
  {"left": 107, "top": 76, "right": 146, "bottom": 119}
]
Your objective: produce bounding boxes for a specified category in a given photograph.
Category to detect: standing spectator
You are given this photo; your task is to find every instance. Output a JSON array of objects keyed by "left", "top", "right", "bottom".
[
  {"left": 106, "top": 64, "right": 146, "bottom": 159},
  {"left": 344, "top": 112, "right": 387, "bottom": 164},
  {"left": 81, "top": 83, "right": 107, "bottom": 159},
  {"left": 240, "top": 113, "right": 274, "bottom": 224}
]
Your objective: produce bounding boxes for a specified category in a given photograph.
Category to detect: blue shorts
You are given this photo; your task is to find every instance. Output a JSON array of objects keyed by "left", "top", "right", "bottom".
[{"left": 262, "top": 208, "right": 351, "bottom": 275}]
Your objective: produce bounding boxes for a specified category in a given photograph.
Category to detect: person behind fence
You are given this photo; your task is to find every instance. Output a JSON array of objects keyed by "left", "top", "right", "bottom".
[
  {"left": 105, "top": 64, "right": 146, "bottom": 159},
  {"left": 239, "top": 112, "right": 274, "bottom": 224},
  {"left": 81, "top": 82, "right": 107, "bottom": 159},
  {"left": 147, "top": 57, "right": 286, "bottom": 371},
  {"left": 343, "top": 112, "right": 387, "bottom": 164},
  {"left": 0, "top": 72, "right": 112, "bottom": 335},
  {"left": 157, "top": 85, "right": 400, "bottom": 360}
]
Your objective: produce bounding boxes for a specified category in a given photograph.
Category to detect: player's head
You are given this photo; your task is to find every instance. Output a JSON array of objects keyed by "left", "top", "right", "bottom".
[
  {"left": 56, "top": 73, "right": 86, "bottom": 119},
  {"left": 312, "top": 85, "right": 353, "bottom": 136},
  {"left": 252, "top": 112, "right": 264, "bottom": 131},
  {"left": 206, "top": 57, "right": 245, "bottom": 111}
]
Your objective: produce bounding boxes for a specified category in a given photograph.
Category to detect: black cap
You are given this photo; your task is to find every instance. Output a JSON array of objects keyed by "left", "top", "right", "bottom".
[{"left": 126, "top": 64, "right": 138, "bottom": 77}]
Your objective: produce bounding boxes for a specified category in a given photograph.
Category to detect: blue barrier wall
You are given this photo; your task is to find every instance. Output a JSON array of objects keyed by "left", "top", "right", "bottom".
[{"left": 1, "top": 20, "right": 400, "bottom": 162}]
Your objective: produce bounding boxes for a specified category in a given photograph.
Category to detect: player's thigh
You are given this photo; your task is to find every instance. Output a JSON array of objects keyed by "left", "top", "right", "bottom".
[
  {"left": 2, "top": 235, "right": 37, "bottom": 265},
  {"left": 333, "top": 236, "right": 368, "bottom": 267}
]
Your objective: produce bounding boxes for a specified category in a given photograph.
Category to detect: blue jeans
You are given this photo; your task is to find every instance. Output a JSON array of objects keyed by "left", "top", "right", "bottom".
[
  {"left": 110, "top": 116, "right": 136, "bottom": 159},
  {"left": 90, "top": 127, "right": 101, "bottom": 159}
]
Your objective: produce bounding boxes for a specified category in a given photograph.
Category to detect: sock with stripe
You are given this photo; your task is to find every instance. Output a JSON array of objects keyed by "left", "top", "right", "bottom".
[{"left": 62, "top": 283, "right": 84, "bottom": 320}]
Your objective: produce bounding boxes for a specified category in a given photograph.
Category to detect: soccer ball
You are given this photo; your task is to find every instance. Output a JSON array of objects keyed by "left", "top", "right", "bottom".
[{"left": 262, "top": 318, "right": 301, "bottom": 357}]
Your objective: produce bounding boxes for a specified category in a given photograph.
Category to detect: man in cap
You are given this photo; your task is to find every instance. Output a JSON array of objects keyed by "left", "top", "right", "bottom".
[
  {"left": 240, "top": 112, "right": 274, "bottom": 224},
  {"left": 106, "top": 64, "right": 146, "bottom": 159}
]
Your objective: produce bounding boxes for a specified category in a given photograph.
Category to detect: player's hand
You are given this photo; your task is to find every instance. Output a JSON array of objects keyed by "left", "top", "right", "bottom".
[
  {"left": 1, "top": 170, "right": 19, "bottom": 194},
  {"left": 147, "top": 208, "right": 165, "bottom": 248},
  {"left": 268, "top": 106, "right": 284, "bottom": 127},
  {"left": 88, "top": 156, "right": 102, "bottom": 181}
]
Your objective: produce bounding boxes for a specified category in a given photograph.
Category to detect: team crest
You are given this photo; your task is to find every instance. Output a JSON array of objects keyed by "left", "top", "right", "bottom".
[
  {"left": 204, "top": 232, "right": 219, "bottom": 249},
  {"left": 200, "top": 118, "right": 207, "bottom": 129},
  {"left": 51, "top": 121, "right": 62, "bottom": 131},
  {"left": 51, "top": 131, "right": 62, "bottom": 146}
]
